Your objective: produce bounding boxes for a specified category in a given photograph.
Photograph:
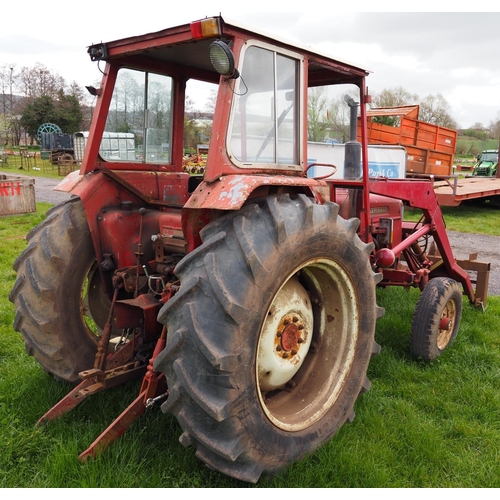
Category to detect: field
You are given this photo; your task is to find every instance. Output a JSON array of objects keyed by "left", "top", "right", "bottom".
[
  {"left": 455, "top": 137, "right": 498, "bottom": 158},
  {"left": 1, "top": 200, "right": 500, "bottom": 488}
]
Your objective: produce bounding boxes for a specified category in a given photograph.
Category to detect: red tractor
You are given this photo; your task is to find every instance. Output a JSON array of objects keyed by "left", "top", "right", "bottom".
[{"left": 9, "top": 16, "right": 489, "bottom": 483}]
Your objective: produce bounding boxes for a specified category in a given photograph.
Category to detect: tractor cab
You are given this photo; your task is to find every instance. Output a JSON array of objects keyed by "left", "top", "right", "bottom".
[{"left": 76, "top": 16, "right": 370, "bottom": 199}]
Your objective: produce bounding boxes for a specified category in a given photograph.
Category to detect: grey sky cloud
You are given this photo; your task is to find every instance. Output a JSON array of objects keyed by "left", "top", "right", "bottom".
[{"left": 1, "top": 5, "right": 499, "bottom": 129}]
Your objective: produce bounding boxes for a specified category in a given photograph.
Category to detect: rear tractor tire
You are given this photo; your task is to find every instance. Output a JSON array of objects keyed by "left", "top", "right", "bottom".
[
  {"left": 9, "top": 198, "right": 112, "bottom": 382},
  {"left": 154, "top": 193, "right": 383, "bottom": 483},
  {"left": 410, "top": 277, "right": 463, "bottom": 362}
]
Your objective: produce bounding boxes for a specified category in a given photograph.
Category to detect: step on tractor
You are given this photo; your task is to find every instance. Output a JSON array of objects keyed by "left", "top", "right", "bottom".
[{"left": 9, "top": 16, "right": 490, "bottom": 483}]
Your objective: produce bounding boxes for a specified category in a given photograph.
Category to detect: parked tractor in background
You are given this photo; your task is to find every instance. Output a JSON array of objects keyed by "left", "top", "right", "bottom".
[
  {"left": 9, "top": 16, "right": 489, "bottom": 483},
  {"left": 471, "top": 149, "right": 499, "bottom": 176}
]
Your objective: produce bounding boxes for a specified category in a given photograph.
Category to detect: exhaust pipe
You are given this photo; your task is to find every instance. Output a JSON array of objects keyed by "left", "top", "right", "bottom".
[
  {"left": 340, "top": 95, "right": 362, "bottom": 220},
  {"left": 344, "top": 95, "right": 361, "bottom": 180}
]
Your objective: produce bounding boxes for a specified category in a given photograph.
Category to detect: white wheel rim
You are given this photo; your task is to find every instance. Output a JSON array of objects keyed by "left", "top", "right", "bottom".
[
  {"left": 256, "top": 259, "right": 359, "bottom": 432},
  {"left": 257, "top": 277, "right": 313, "bottom": 392}
]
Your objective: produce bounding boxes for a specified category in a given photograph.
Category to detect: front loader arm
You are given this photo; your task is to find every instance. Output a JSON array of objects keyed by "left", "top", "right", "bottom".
[{"left": 368, "top": 178, "right": 488, "bottom": 306}]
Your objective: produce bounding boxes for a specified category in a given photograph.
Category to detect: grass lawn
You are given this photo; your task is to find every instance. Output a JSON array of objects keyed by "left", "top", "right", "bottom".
[
  {"left": 406, "top": 203, "right": 500, "bottom": 236},
  {"left": 1, "top": 200, "right": 500, "bottom": 488}
]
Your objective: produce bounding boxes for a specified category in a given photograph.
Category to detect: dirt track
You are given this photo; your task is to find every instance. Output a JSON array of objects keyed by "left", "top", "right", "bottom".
[
  {"left": 446, "top": 231, "right": 499, "bottom": 297},
  {"left": 31, "top": 176, "right": 499, "bottom": 297}
]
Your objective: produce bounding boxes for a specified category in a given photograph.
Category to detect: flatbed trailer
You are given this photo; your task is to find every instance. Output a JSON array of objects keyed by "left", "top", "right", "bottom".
[{"left": 433, "top": 176, "right": 500, "bottom": 206}]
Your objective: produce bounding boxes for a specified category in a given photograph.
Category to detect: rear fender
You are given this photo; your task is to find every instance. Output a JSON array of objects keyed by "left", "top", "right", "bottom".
[
  {"left": 184, "top": 175, "right": 328, "bottom": 211},
  {"left": 182, "top": 175, "right": 329, "bottom": 251}
]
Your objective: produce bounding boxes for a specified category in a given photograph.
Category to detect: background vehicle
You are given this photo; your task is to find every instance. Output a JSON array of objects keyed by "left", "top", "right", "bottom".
[
  {"left": 73, "top": 131, "right": 136, "bottom": 163},
  {"left": 39, "top": 126, "right": 75, "bottom": 164},
  {"left": 471, "top": 149, "right": 499, "bottom": 176},
  {"left": 9, "top": 16, "right": 489, "bottom": 483}
]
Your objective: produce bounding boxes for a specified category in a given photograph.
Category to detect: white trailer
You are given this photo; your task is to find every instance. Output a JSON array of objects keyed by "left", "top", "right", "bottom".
[{"left": 74, "top": 132, "right": 136, "bottom": 163}]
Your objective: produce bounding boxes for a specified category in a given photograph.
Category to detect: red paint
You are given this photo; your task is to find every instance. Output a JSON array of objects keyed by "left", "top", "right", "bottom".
[
  {"left": 376, "top": 248, "right": 396, "bottom": 268},
  {"left": 281, "top": 324, "right": 299, "bottom": 352},
  {"left": 439, "top": 317, "right": 452, "bottom": 330},
  {"left": 0, "top": 181, "right": 21, "bottom": 196}
]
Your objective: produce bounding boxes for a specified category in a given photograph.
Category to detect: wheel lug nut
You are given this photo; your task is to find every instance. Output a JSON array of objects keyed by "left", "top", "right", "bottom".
[
  {"left": 276, "top": 345, "right": 282, "bottom": 352},
  {"left": 297, "top": 338, "right": 304, "bottom": 344},
  {"left": 298, "top": 325, "right": 304, "bottom": 330},
  {"left": 276, "top": 332, "right": 282, "bottom": 338},
  {"left": 284, "top": 319, "right": 290, "bottom": 325},
  {"left": 291, "top": 349, "right": 297, "bottom": 355},
  {"left": 293, "top": 316, "right": 298, "bottom": 323},
  {"left": 282, "top": 352, "right": 288, "bottom": 359}
]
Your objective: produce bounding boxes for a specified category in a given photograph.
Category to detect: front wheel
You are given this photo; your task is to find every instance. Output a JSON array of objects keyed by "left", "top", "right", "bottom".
[
  {"left": 154, "top": 193, "right": 383, "bottom": 482},
  {"left": 410, "top": 277, "right": 463, "bottom": 362}
]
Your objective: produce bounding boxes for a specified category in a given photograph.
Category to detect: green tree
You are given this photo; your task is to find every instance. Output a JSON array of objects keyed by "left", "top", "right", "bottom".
[
  {"left": 307, "top": 87, "right": 360, "bottom": 143},
  {"left": 370, "top": 88, "right": 457, "bottom": 129},
  {"left": 183, "top": 96, "right": 214, "bottom": 151},
  {"left": 489, "top": 113, "right": 500, "bottom": 141},
  {"left": 371, "top": 87, "right": 418, "bottom": 126},
  {"left": 419, "top": 93, "right": 457, "bottom": 129},
  {"left": 54, "top": 90, "right": 83, "bottom": 133},
  {"left": 20, "top": 95, "right": 57, "bottom": 140},
  {"left": 20, "top": 91, "right": 83, "bottom": 141},
  {"left": 115, "top": 122, "right": 132, "bottom": 133},
  {"left": 0, "top": 114, "right": 9, "bottom": 144},
  {"left": 372, "top": 86, "right": 418, "bottom": 108},
  {"left": 462, "top": 126, "right": 488, "bottom": 141},
  {"left": 325, "top": 93, "right": 357, "bottom": 143}
]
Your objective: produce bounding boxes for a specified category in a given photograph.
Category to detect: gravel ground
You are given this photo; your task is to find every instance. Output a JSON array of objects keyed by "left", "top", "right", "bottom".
[
  {"left": 32, "top": 176, "right": 73, "bottom": 205},
  {"left": 31, "top": 175, "right": 499, "bottom": 297},
  {"left": 446, "top": 231, "right": 499, "bottom": 297}
]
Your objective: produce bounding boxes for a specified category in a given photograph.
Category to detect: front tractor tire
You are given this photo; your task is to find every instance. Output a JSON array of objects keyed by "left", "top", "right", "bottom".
[
  {"left": 9, "top": 199, "right": 111, "bottom": 382},
  {"left": 410, "top": 277, "right": 463, "bottom": 362},
  {"left": 154, "top": 194, "right": 383, "bottom": 483}
]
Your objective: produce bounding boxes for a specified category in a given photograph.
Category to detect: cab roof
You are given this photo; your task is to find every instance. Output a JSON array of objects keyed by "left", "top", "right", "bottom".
[{"left": 89, "top": 15, "right": 371, "bottom": 87}]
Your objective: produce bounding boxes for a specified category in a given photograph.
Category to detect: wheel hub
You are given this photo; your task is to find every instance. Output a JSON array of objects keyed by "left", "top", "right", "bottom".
[
  {"left": 439, "top": 317, "right": 452, "bottom": 330},
  {"left": 277, "top": 314, "right": 305, "bottom": 355},
  {"left": 437, "top": 299, "right": 456, "bottom": 350},
  {"left": 258, "top": 277, "right": 313, "bottom": 393}
]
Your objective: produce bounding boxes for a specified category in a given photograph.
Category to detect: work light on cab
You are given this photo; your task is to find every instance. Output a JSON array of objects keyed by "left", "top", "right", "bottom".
[{"left": 209, "top": 40, "right": 239, "bottom": 79}]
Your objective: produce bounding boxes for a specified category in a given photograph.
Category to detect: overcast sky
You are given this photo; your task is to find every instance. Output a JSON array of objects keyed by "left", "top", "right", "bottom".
[{"left": 1, "top": 2, "right": 499, "bottom": 129}]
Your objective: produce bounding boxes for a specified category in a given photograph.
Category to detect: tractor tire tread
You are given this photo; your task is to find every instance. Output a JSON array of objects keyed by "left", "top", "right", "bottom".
[
  {"left": 154, "top": 193, "right": 382, "bottom": 482},
  {"left": 9, "top": 198, "right": 99, "bottom": 381}
]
